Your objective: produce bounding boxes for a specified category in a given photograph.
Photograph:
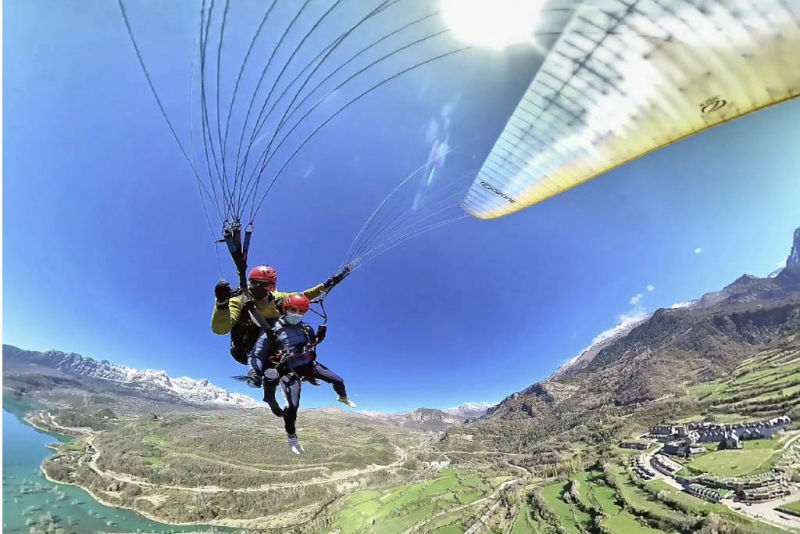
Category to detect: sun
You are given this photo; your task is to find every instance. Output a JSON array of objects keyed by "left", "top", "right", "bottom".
[{"left": 441, "top": 0, "right": 547, "bottom": 50}]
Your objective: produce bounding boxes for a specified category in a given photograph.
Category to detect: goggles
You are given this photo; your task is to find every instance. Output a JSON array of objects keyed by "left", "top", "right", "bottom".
[{"left": 250, "top": 279, "right": 276, "bottom": 288}]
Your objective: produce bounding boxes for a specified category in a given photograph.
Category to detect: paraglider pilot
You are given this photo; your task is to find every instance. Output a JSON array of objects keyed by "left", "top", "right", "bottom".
[
  {"left": 211, "top": 265, "right": 350, "bottom": 364},
  {"left": 251, "top": 293, "right": 356, "bottom": 455}
]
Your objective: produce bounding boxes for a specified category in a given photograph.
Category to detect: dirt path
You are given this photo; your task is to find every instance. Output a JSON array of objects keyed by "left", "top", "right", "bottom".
[
  {"left": 505, "top": 460, "right": 530, "bottom": 476},
  {"left": 780, "top": 431, "right": 800, "bottom": 452},
  {"left": 26, "top": 411, "right": 92, "bottom": 435},
  {"left": 169, "top": 451, "right": 329, "bottom": 475},
  {"left": 464, "top": 499, "right": 503, "bottom": 534},
  {"left": 82, "top": 434, "right": 410, "bottom": 493}
]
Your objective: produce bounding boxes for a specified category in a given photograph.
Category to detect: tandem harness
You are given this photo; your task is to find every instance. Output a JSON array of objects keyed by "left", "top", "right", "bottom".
[
  {"left": 262, "top": 319, "right": 331, "bottom": 385},
  {"left": 228, "top": 296, "right": 277, "bottom": 365},
  {"left": 218, "top": 218, "right": 334, "bottom": 365}
]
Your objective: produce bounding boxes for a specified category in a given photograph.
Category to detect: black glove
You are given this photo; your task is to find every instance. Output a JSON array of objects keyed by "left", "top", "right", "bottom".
[
  {"left": 323, "top": 264, "right": 351, "bottom": 290},
  {"left": 215, "top": 280, "right": 231, "bottom": 307}
]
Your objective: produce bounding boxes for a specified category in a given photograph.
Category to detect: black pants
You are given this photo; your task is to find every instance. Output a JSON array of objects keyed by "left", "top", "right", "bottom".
[{"left": 264, "top": 362, "right": 347, "bottom": 436}]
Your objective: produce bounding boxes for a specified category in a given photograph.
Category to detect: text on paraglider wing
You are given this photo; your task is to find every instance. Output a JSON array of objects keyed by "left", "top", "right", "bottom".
[
  {"left": 480, "top": 181, "right": 516, "bottom": 204},
  {"left": 700, "top": 96, "right": 727, "bottom": 114}
]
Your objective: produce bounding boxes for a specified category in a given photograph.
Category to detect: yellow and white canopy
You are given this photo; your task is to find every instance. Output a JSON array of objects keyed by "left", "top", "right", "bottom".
[{"left": 462, "top": 0, "right": 800, "bottom": 219}]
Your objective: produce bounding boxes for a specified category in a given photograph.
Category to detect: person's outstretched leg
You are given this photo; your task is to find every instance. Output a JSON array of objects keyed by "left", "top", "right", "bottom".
[
  {"left": 281, "top": 375, "right": 304, "bottom": 454},
  {"left": 313, "top": 362, "right": 355, "bottom": 407},
  {"left": 262, "top": 375, "right": 284, "bottom": 417}
]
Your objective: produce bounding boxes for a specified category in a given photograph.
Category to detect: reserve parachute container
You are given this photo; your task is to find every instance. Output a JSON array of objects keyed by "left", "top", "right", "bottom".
[{"left": 463, "top": 0, "right": 800, "bottom": 219}]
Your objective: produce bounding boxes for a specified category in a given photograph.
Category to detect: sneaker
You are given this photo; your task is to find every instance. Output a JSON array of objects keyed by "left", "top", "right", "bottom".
[
  {"left": 305, "top": 377, "right": 320, "bottom": 386},
  {"left": 287, "top": 434, "right": 304, "bottom": 455},
  {"left": 337, "top": 396, "right": 356, "bottom": 408},
  {"left": 245, "top": 369, "right": 262, "bottom": 389}
]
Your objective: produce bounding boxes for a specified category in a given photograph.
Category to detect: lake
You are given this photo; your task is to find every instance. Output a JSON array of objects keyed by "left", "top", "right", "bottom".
[{"left": 2, "top": 408, "right": 216, "bottom": 533}]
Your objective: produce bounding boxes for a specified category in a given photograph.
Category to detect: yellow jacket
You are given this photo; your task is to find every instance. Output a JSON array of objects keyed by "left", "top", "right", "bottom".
[{"left": 211, "top": 284, "right": 326, "bottom": 335}]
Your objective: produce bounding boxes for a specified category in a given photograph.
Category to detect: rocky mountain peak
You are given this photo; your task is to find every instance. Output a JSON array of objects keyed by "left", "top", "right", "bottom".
[
  {"left": 3, "top": 346, "right": 258, "bottom": 409},
  {"left": 443, "top": 402, "right": 493, "bottom": 418},
  {"left": 786, "top": 227, "right": 800, "bottom": 271}
]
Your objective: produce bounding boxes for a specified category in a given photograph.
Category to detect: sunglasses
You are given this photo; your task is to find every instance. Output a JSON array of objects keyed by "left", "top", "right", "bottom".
[{"left": 250, "top": 280, "right": 276, "bottom": 288}]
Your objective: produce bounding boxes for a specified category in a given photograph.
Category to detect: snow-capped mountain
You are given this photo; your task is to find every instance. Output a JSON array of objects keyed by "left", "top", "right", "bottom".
[
  {"left": 552, "top": 314, "right": 648, "bottom": 379},
  {"left": 442, "top": 402, "right": 494, "bottom": 418},
  {"left": 3, "top": 346, "right": 258, "bottom": 408},
  {"left": 352, "top": 407, "right": 477, "bottom": 431}
]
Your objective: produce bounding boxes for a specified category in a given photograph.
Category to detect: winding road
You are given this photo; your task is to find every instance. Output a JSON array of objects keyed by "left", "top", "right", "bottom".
[{"left": 81, "top": 434, "right": 411, "bottom": 492}]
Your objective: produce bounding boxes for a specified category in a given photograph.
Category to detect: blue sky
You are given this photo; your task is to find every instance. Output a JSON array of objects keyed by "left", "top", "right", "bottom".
[{"left": 4, "top": 0, "right": 800, "bottom": 413}]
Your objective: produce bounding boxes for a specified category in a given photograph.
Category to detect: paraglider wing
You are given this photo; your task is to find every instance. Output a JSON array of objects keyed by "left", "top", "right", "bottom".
[{"left": 463, "top": 0, "right": 800, "bottom": 219}]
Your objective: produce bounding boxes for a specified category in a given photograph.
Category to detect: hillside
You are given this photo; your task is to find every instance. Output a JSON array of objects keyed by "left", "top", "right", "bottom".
[{"left": 444, "top": 228, "right": 800, "bottom": 465}]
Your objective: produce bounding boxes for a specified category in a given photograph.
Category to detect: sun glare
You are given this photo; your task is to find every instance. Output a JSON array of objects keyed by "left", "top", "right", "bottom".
[{"left": 442, "top": 0, "right": 546, "bottom": 50}]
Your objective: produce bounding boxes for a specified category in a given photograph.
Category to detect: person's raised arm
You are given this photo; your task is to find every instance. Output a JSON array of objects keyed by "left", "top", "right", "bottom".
[{"left": 211, "top": 281, "right": 243, "bottom": 334}]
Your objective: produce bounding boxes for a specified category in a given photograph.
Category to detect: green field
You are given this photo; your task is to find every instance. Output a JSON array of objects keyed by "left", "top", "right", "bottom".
[
  {"left": 686, "top": 446, "right": 779, "bottom": 477},
  {"left": 540, "top": 469, "right": 674, "bottom": 534},
  {"left": 572, "top": 471, "right": 593, "bottom": 508},
  {"left": 689, "top": 349, "right": 800, "bottom": 411},
  {"left": 593, "top": 483, "right": 620, "bottom": 515},
  {"left": 540, "top": 481, "right": 592, "bottom": 534},
  {"left": 604, "top": 511, "right": 664, "bottom": 533},
  {"left": 645, "top": 480, "right": 719, "bottom": 511},
  {"left": 676, "top": 413, "right": 753, "bottom": 424},
  {"left": 615, "top": 475, "right": 675, "bottom": 518},
  {"left": 510, "top": 503, "right": 545, "bottom": 534},
  {"left": 777, "top": 498, "right": 800, "bottom": 518},
  {"left": 331, "top": 469, "right": 492, "bottom": 534}
]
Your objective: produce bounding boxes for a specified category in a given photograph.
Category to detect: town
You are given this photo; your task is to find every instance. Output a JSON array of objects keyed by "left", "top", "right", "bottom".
[{"left": 620, "top": 415, "right": 800, "bottom": 529}]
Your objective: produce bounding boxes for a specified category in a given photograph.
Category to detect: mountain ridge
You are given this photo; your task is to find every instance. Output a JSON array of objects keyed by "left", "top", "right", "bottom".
[
  {"left": 2, "top": 345, "right": 259, "bottom": 409},
  {"left": 2, "top": 345, "right": 491, "bottom": 422},
  {"left": 475, "top": 227, "right": 800, "bottom": 444}
]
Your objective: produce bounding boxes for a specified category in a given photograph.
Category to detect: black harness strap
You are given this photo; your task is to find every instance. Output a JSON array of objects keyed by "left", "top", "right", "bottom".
[
  {"left": 222, "top": 220, "right": 274, "bottom": 366},
  {"left": 222, "top": 220, "right": 253, "bottom": 290},
  {"left": 268, "top": 319, "right": 319, "bottom": 380},
  {"left": 243, "top": 299, "right": 278, "bottom": 347},
  {"left": 299, "top": 322, "right": 316, "bottom": 348},
  {"left": 307, "top": 298, "right": 329, "bottom": 343}
]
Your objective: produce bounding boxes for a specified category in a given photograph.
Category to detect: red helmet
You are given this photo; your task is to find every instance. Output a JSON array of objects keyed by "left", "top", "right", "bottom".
[
  {"left": 248, "top": 265, "right": 277, "bottom": 284},
  {"left": 283, "top": 293, "right": 310, "bottom": 311}
]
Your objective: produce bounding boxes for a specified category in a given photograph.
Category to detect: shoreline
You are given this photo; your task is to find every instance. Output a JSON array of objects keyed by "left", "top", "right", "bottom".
[
  {"left": 37, "top": 464, "right": 233, "bottom": 529},
  {"left": 18, "top": 409, "right": 346, "bottom": 530},
  {"left": 30, "top": 427, "right": 306, "bottom": 529},
  {"left": 16, "top": 410, "right": 231, "bottom": 529},
  {"left": 39, "top": 463, "right": 325, "bottom": 530}
]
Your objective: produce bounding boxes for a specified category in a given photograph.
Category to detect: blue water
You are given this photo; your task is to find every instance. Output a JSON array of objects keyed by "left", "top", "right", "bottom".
[{"left": 2, "top": 409, "right": 214, "bottom": 533}]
